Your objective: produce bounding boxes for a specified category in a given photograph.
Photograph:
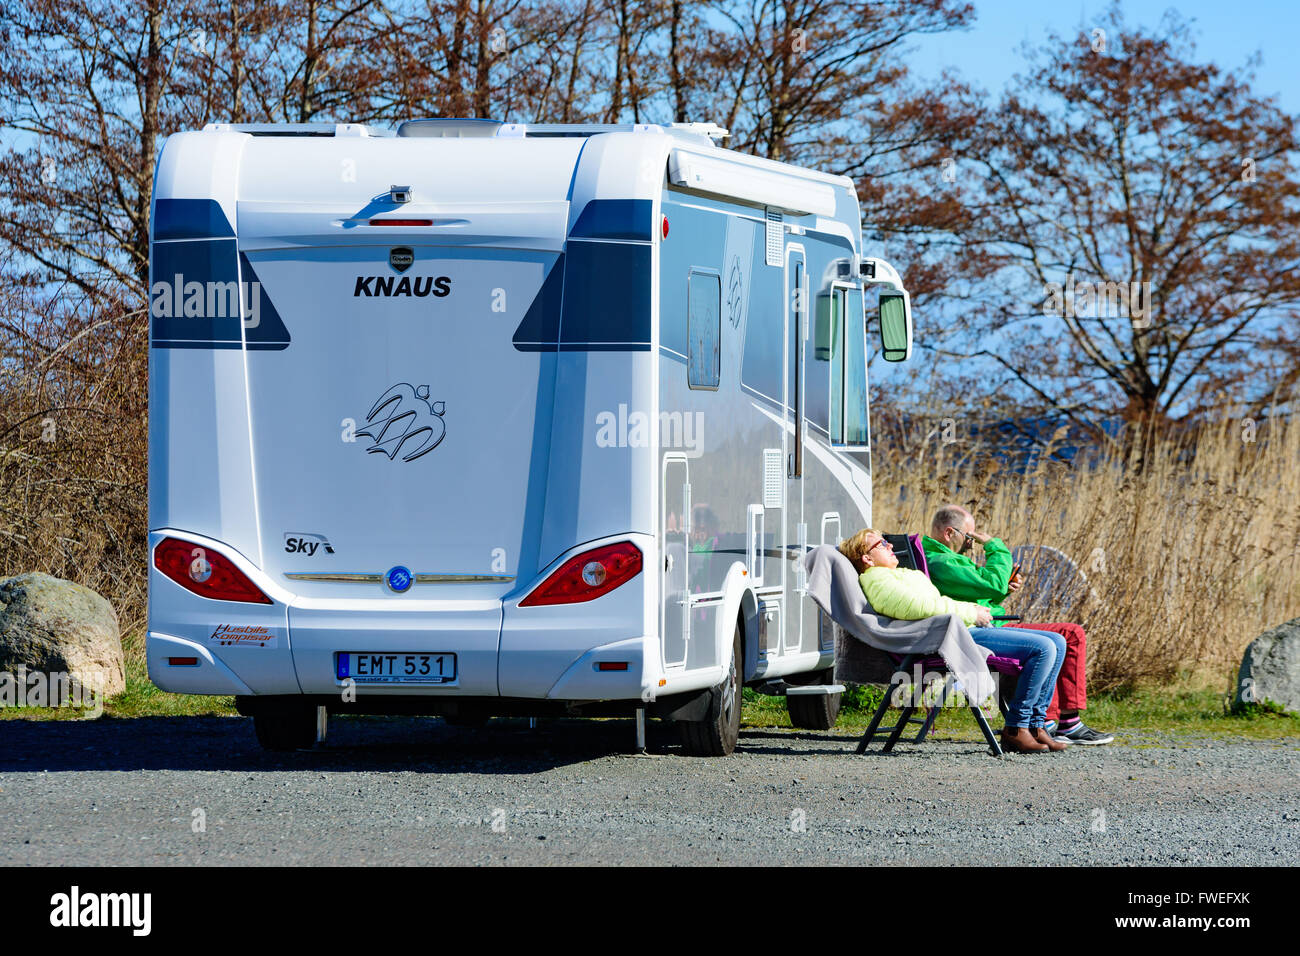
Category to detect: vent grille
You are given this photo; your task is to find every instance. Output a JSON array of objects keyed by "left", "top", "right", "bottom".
[
  {"left": 765, "top": 207, "right": 783, "bottom": 266},
  {"left": 763, "top": 448, "right": 783, "bottom": 508}
]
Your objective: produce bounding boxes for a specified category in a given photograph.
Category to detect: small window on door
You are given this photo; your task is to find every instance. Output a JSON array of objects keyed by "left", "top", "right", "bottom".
[
  {"left": 687, "top": 270, "right": 721, "bottom": 389},
  {"left": 831, "top": 286, "right": 869, "bottom": 446}
]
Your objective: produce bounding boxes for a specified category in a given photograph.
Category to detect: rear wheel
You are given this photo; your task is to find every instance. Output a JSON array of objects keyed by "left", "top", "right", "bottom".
[
  {"left": 678, "top": 619, "right": 743, "bottom": 756},
  {"left": 252, "top": 701, "right": 318, "bottom": 751},
  {"left": 786, "top": 670, "right": 842, "bottom": 730}
]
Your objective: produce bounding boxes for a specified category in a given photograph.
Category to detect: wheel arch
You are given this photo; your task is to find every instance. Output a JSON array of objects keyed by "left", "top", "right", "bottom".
[{"left": 715, "top": 561, "right": 761, "bottom": 683}]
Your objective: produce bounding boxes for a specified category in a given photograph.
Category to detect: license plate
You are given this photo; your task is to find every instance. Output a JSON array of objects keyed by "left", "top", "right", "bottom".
[{"left": 336, "top": 652, "right": 457, "bottom": 684}]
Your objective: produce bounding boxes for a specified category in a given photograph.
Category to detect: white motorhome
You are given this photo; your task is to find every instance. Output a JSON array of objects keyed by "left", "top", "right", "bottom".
[{"left": 146, "top": 118, "right": 914, "bottom": 755}]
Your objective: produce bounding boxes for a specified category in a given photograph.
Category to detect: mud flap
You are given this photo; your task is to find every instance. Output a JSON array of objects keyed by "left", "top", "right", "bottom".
[{"left": 649, "top": 683, "right": 720, "bottom": 722}]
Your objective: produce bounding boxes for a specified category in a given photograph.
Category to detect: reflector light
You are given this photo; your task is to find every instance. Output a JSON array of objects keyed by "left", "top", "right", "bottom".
[
  {"left": 581, "top": 561, "right": 607, "bottom": 586},
  {"left": 661, "top": 216, "right": 669, "bottom": 239},
  {"left": 154, "top": 538, "right": 273, "bottom": 604},
  {"left": 369, "top": 219, "right": 433, "bottom": 226},
  {"left": 519, "top": 541, "right": 642, "bottom": 607},
  {"left": 597, "top": 662, "right": 629, "bottom": 671},
  {"left": 168, "top": 657, "right": 199, "bottom": 666}
]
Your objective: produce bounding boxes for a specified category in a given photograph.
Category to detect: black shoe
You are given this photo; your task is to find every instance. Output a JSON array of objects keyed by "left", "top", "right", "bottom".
[{"left": 1053, "top": 721, "right": 1114, "bottom": 745}]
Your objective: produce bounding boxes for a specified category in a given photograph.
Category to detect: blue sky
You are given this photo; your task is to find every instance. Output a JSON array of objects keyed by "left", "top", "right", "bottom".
[
  {"left": 904, "top": 0, "right": 1298, "bottom": 112},
  {"left": 869, "top": 0, "right": 1299, "bottom": 396}
]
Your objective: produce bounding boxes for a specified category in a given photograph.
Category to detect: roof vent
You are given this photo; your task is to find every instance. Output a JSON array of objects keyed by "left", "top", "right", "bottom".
[{"left": 397, "top": 118, "right": 504, "bottom": 138}]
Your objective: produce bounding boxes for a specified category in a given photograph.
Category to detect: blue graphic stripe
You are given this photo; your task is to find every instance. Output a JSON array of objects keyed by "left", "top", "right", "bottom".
[
  {"left": 512, "top": 254, "right": 565, "bottom": 350},
  {"left": 569, "top": 199, "right": 653, "bottom": 241},
  {"left": 153, "top": 199, "right": 235, "bottom": 241},
  {"left": 151, "top": 340, "right": 243, "bottom": 349},
  {"left": 561, "top": 341, "right": 651, "bottom": 351},
  {"left": 512, "top": 240, "right": 652, "bottom": 352},
  {"left": 148, "top": 242, "right": 291, "bottom": 351},
  {"left": 560, "top": 240, "right": 651, "bottom": 347}
]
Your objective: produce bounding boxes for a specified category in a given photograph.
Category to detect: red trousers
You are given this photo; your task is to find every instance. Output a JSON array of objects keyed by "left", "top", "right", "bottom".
[{"left": 1017, "top": 622, "right": 1087, "bottom": 721}]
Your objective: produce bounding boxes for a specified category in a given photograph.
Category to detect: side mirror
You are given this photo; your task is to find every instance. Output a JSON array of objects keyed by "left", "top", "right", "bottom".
[{"left": 879, "top": 290, "right": 912, "bottom": 362}]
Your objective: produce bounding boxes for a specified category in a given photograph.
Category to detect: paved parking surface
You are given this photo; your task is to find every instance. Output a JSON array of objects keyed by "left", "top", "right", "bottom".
[{"left": 2, "top": 716, "right": 1296, "bottom": 865}]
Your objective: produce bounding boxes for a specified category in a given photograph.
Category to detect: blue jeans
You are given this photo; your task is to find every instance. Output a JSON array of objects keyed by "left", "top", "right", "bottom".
[{"left": 969, "top": 626, "right": 1066, "bottom": 729}]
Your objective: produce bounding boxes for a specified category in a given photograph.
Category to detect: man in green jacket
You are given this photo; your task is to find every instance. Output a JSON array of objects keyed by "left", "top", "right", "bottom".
[{"left": 922, "top": 504, "right": 1113, "bottom": 745}]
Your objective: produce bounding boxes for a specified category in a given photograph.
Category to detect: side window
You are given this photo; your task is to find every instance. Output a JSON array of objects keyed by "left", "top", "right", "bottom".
[
  {"left": 688, "top": 270, "right": 721, "bottom": 389},
  {"left": 830, "top": 286, "right": 869, "bottom": 445},
  {"left": 843, "top": 287, "right": 869, "bottom": 444},
  {"left": 806, "top": 289, "right": 830, "bottom": 430},
  {"left": 827, "top": 289, "right": 844, "bottom": 439}
]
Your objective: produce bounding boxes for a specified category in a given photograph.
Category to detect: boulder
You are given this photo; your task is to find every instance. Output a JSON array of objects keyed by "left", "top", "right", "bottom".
[
  {"left": 1236, "top": 618, "right": 1300, "bottom": 714},
  {"left": 0, "top": 572, "right": 125, "bottom": 699}
]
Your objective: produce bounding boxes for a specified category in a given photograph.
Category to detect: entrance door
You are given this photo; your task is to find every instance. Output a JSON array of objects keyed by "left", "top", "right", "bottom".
[
  {"left": 661, "top": 454, "right": 690, "bottom": 668},
  {"left": 784, "top": 246, "right": 807, "bottom": 653}
]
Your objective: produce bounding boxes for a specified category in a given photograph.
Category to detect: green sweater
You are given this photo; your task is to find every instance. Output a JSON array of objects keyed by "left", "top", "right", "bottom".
[
  {"left": 858, "top": 566, "right": 984, "bottom": 627},
  {"left": 921, "top": 534, "right": 1014, "bottom": 625}
]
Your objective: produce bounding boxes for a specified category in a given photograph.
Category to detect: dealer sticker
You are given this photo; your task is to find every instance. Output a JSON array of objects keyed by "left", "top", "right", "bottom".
[{"left": 209, "top": 624, "right": 277, "bottom": 648}]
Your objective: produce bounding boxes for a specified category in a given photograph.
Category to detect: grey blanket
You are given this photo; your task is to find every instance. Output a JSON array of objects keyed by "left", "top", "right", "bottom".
[{"left": 802, "top": 545, "right": 995, "bottom": 702}]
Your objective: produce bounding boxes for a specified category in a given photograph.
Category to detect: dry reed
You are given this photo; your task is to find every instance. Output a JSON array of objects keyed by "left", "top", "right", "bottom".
[{"left": 870, "top": 402, "right": 1300, "bottom": 690}]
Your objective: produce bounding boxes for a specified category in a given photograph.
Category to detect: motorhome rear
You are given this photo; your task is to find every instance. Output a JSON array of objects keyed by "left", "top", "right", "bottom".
[{"left": 146, "top": 119, "right": 914, "bottom": 755}]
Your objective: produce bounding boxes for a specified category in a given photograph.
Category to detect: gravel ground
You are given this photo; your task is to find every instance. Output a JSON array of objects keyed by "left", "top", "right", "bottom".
[{"left": 2, "top": 715, "right": 1297, "bottom": 866}]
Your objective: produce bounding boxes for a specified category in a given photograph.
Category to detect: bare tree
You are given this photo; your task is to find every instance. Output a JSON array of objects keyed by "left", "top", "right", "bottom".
[
  {"left": 705, "top": 1, "right": 974, "bottom": 163},
  {"left": 0, "top": 0, "right": 201, "bottom": 293},
  {"left": 957, "top": 8, "right": 1300, "bottom": 438}
]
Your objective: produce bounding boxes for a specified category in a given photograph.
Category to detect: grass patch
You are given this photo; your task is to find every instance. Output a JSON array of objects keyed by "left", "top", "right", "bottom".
[
  {"left": 0, "top": 673, "right": 237, "bottom": 720},
  {"left": 741, "top": 673, "right": 1300, "bottom": 741},
  {"left": 100, "top": 671, "right": 237, "bottom": 719}
]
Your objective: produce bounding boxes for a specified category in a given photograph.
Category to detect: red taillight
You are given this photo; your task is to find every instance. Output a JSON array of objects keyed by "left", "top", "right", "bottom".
[
  {"left": 369, "top": 219, "right": 432, "bottom": 226},
  {"left": 661, "top": 215, "right": 669, "bottom": 239},
  {"left": 519, "top": 542, "right": 642, "bottom": 607},
  {"left": 153, "top": 538, "right": 272, "bottom": 604}
]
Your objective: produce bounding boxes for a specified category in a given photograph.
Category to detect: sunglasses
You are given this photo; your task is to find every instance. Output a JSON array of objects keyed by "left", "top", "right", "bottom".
[{"left": 865, "top": 537, "right": 891, "bottom": 557}]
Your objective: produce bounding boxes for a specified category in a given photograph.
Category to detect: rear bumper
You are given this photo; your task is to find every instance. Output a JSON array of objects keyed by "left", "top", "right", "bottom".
[
  {"left": 147, "top": 530, "right": 659, "bottom": 701},
  {"left": 147, "top": 632, "right": 256, "bottom": 695},
  {"left": 287, "top": 599, "right": 502, "bottom": 696},
  {"left": 150, "top": 632, "right": 658, "bottom": 702},
  {"left": 543, "top": 635, "right": 654, "bottom": 700}
]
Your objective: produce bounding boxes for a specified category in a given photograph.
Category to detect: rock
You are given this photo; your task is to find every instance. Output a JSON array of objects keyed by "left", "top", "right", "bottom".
[
  {"left": 0, "top": 573, "right": 124, "bottom": 698},
  {"left": 1236, "top": 618, "right": 1300, "bottom": 714}
]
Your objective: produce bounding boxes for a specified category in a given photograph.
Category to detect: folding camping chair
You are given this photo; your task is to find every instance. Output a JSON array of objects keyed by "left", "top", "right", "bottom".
[
  {"left": 857, "top": 650, "right": 1022, "bottom": 756},
  {"left": 852, "top": 532, "right": 1024, "bottom": 757}
]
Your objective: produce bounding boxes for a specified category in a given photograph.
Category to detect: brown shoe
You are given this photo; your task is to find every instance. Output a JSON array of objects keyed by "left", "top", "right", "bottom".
[
  {"left": 1031, "top": 726, "right": 1070, "bottom": 751},
  {"left": 1000, "top": 726, "right": 1049, "bottom": 753}
]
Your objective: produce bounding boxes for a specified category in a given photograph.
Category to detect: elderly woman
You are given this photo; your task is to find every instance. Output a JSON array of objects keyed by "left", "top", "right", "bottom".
[{"left": 838, "top": 528, "right": 1069, "bottom": 754}]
